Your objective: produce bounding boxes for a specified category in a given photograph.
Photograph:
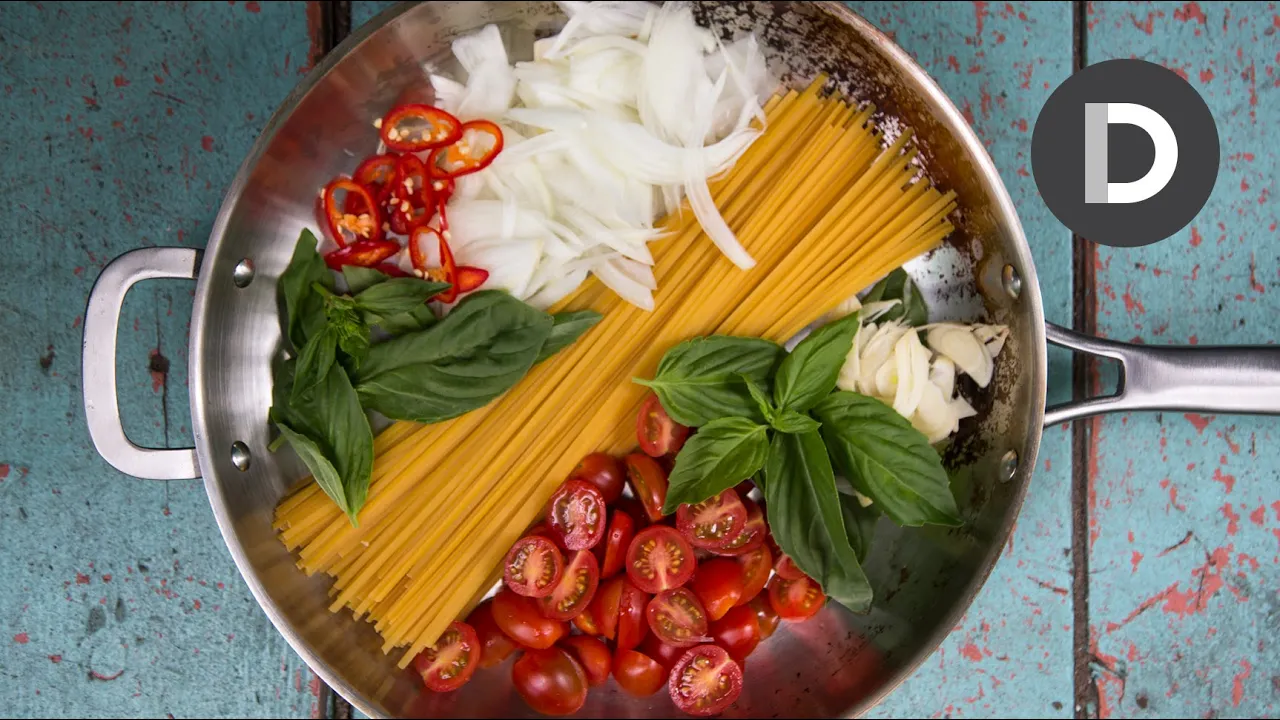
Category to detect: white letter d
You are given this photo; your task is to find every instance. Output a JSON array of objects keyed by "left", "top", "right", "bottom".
[{"left": 1084, "top": 102, "right": 1178, "bottom": 204}]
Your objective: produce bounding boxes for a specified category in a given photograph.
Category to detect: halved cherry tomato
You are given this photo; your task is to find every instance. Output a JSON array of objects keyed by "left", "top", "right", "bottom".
[
  {"left": 735, "top": 544, "right": 773, "bottom": 606},
  {"left": 646, "top": 587, "right": 709, "bottom": 647},
  {"left": 616, "top": 578, "right": 650, "bottom": 651},
  {"left": 567, "top": 453, "right": 625, "bottom": 504},
  {"left": 588, "top": 575, "right": 623, "bottom": 640},
  {"left": 547, "top": 480, "right": 606, "bottom": 551},
  {"left": 528, "top": 522, "right": 565, "bottom": 549},
  {"left": 626, "top": 525, "right": 696, "bottom": 594},
  {"left": 512, "top": 646, "right": 588, "bottom": 717},
  {"left": 539, "top": 549, "right": 599, "bottom": 621},
  {"left": 669, "top": 645, "right": 744, "bottom": 717},
  {"left": 561, "top": 635, "right": 611, "bottom": 687},
  {"left": 464, "top": 600, "right": 519, "bottom": 670},
  {"left": 748, "top": 593, "right": 781, "bottom": 639},
  {"left": 323, "top": 239, "right": 401, "bottom": 271},
  {"left": 624, "top": 453, "right": 669, "bottom": 523},
  {"left": 350, "top": 154, "right": 399, "bottom": 208},
  {"left": 428, "top": 119, "right": 504, "bottom": 179},
  {"left": 379, "top": 103, "right": 462, "bottom": 153},
  {"left": 690, "top": 558, "right": 745, "bottom": 621},
  {"left": 637, "top": 393, "right": 689, "bottom": 457},
  {"left": 616, "top": 496, "right": 652, "bottom": 531},
  {"left": 712, "top": 497, "right": 767, "bottom": 557},
  {"left": 709, "top": 604, "right": 762, "bottom": 664},
  {"left": 639, "top": 634, "right": 687, "bottom": 675},
  {"left": 613, "top": 649, "right": 665, "bottom": 697},
  {"left": 677, "top": 488, "right": 748, "bottom": 550},
  {"left": 503, "top": 535, "right": 564, "bottom": 598},
  {"left": 385, "top": 155, "right": 434, "bottom": 235},
  {"left": 572, "top": 607, "right": 599, "bottom": 636},
  {"left": 598, "top": 509, "right": 636, "bottom": 580},
  {"left": 491, "top": 588, "right": 567, "bottom": 649},
  {"left": 411, "top": 621, "right": 480, "bottom": 692},
  {"left": 774, "top": 553, "right": 805, "bottom": 581},
  {"left": 768, "top": 574, "right": 825, "bottom": 621},
  {"left": 322, "top": 178, "right": 383, "bottom": 247}
]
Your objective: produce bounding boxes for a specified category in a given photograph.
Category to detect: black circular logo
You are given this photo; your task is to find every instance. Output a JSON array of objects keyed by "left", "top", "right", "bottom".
[{"left": 1031, "top": 59, "right": 1219, "bottom": 248}]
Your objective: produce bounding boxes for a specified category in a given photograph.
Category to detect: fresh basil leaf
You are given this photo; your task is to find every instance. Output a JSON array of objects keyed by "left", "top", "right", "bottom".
[
  {"left": 353, "top": 278, "right": 450, "bottom": 317},
  {"left": 636, "top": 336, "right": 785, "bottom": 426},
  {"left": 355, "top": 290, "right": 553, "bottom": 424},
  {"left": 320, "top": 289, "right": 372, "bottom": 368},
  {"left": 741, "top": 375, "right": 776, "bottom": 426},
  {"left": 763, "top": 430, "right": 872, "bottom": 613},
  {"left": 294, "top": 364, "right": 374, "bottom": 524},
  {"left": 272, "top": 418, "right": 351, "bottom": 519},
  {"left": 375, "top": 303, "right": 438, "bottom": 335},
  {"left": 865, "top": 268, "right": 927, "bottom": 327},
  {"left": 336, "top": 323, "right": 371, "bottom": 367},
  {"left": 771, "top": 409, "right": 821, "bottom": 435},
  {"left": 342, "top": 265, "right": 390, "bottom": 295},
  {"left": 536, "top": 311, "right": 603, "bottom": 364},
  {"left": 772, "top": 312, "right": 861, "bottom": 413},
  {"left": 663, "top": 417, "right": 770, "bottom": 513},
  {"left": 290, "top": 326, "right": 338, "bottom": 404},
  {"left": 278, "top": 230, "right": 334, "bottom": 350},
  {"left": 813, "top": 391, "right": 960, "bottom": 527},
  {"left": 839, "top": 492, "right": 879, "bottom": 563}
]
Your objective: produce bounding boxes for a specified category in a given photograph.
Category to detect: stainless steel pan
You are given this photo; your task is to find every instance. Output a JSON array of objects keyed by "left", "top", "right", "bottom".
[{"left": 81, "top": 2, "right": 1280, "bottom": 716}]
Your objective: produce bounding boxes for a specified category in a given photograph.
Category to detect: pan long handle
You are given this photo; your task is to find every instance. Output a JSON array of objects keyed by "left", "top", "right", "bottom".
[
  {"left": 1044, "top": 323, "right": 1280, "bottom": 426},
  {"left": 82, "top": 247, "right": 202, "bottom": 480}
]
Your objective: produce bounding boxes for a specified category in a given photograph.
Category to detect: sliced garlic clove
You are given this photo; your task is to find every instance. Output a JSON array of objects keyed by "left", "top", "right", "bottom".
[{"left": 927, "top": 325, "right": 994, "bottom": 388}]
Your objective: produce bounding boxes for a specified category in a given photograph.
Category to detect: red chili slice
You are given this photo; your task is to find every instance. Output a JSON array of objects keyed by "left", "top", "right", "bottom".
[
  {"left": 375, "top": 262, "right": 410, "bottom": 278},
  {"left": 428, "top": 119, "right": 504, "bottom": 179},
  {"left": 385, "top": 155, "right": 435, "bottom": 235},
  {"left": 379, "top": 103, "right": 462, "bottom": 153},
  {"left": 322, "top": 178, "right": 383, "bottom": 247},
  {"left": 323, "top": 239, "right": 401, "bottom": 271},
  {"left": 349, "top": 154, "right": 399, "bottom": 208}
]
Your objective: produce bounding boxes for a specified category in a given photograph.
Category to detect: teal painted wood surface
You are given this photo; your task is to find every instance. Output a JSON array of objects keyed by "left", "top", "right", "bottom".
[
  {"left": 0, "top": 2, "right": 324, "bottom": 717},
  {"left": 1083, "top": 2, "right": 1280, "bottom": 718}
]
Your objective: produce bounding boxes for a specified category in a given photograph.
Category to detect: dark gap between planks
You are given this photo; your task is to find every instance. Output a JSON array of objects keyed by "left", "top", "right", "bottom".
[{"left": 1069, "top": 1, "right": 1100, "bottom": 718}]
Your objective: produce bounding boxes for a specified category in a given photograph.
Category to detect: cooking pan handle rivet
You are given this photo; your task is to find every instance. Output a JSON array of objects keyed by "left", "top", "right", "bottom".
[
  {"left": 230, "top": 441, "right": 252, "bottom": 472},
  {"left": 999, "top": 449, "right": 1018, "bottom": 482},
  {"left": 1001, "top": 264, "right": 1022, "bottom": 300},
  {"left": 233, "top": 258, "right": 256, "bottom": 288}
]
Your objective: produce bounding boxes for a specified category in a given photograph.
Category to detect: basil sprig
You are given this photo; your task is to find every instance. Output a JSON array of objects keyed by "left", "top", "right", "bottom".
[
  {"left": 637, "top": 291, "right": 962, "bottom": 615},
  {"left": 270, "top": 231, "right": 601, "bottom": 525}
]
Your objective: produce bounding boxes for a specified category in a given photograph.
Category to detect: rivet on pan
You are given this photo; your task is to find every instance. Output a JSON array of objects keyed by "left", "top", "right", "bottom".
[
  {"left": 1002, "top": 264, "right": 1022, "bottom": 300},
  {"left": 999, "top": 449, "right": 1018, "bottom": 483},
  {"left": 230, "top": 441, "right": 252, "bottom": 472},
  {"left": 233, "top": 258, "right": 255, "bottom": 288}
]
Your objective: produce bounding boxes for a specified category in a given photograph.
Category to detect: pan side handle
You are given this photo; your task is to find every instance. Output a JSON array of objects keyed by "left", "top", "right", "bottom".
[
  {"left": 82, "top": 247, "right": 202, "bottom": 480},
  {"left": 1044, "top": 322, "right": 1280, "bottom": 426}
]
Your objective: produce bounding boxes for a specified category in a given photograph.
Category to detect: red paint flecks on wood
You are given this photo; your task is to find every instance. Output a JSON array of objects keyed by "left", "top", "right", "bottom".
[
  {"left": 1185, "top": 413, "right": 1213, "bottom": 433},
  {"left": 304, "top": 2, "right": 326, "bottom": 73},
  {"left": 1213, "top": 467, "right": 1237, "bottom": 494},
  {"left": 1130, "top": 551, "right": 1143, "bottom": 573},
  {"left": 1249, "top": 253, "right": 1266, "bottom": 293},
  {"left": 90, "top": 669, "right": 123, "bottom": 682},
  {"left": 1222, "top": 503, "right": 1241, "bottom": 535},
  {"left": 1190, "top": 226, "right": 1203, "bottom": 247},
  {"left": 1250, "top": 505, "right": 1266, "bottom": 526},
  {"left": 0, "top": 464, "right": 9, "bottom": 481},
  {"left": 245, "top": 0, "right": 261, "bottom": 11},
  {"left": 76, "top": 573, "right": 90, "bottom": 585},
  {"left": 959, "top": 642, "right": 983, "bottom": 662},
  {"left": 201, "top": 135, "right": 214, "bottom": 152},
  {"left": 1201, "top": 67, "right": 1216, "bottom": 83},
  {"left": 1160, "top": 479, "right": 1188, "bottom": 512},
  {"left": 1122, "top": 285, "right": 1146, "bottom": 314},
  {"left": 1232, "top": 660, "right": 1253, "bottom": 706},
  {"left": 1174, "top": 2, "right": 1207, "bottom": 24},
  {"left": 1162, "top": 545, "right": 1232, "bottom": 618},
  {"left": 48, "top": 654, "right": 62, "bottom": 663},
  {"left": 13, "top": 633, "right": 29, "bottom": 644}
]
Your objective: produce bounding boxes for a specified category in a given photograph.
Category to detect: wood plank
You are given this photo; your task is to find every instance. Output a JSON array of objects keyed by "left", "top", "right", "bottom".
[
  {"left": 1085, "top": 2, "right": 1280, "bottom": 717},
  {"left": 0, "top": 2, "right": 326, "bottom": 716}
]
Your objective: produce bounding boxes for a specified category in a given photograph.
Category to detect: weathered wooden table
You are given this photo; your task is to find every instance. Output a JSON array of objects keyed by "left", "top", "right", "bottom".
[{"left": 2, "top": 1, "right": 1275, "bottom": 717}]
